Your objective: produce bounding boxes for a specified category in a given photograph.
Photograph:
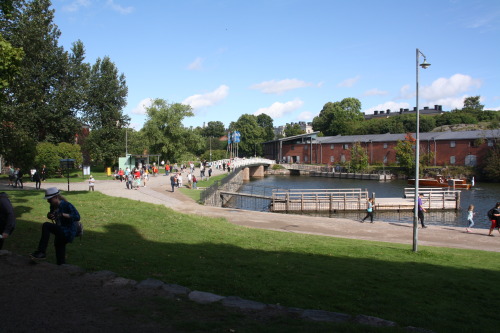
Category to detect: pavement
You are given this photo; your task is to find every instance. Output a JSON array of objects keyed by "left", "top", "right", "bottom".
[{"left": 3, "top": 168, "right": 499, "bottom": 253}]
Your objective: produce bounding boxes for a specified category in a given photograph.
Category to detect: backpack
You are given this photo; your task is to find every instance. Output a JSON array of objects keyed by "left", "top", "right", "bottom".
[
  {"left": 487, "top": 208, "right": 495, "bottom": 220},
  {"left": 75, "top": 221, "right": 83, "bottom": 238}
]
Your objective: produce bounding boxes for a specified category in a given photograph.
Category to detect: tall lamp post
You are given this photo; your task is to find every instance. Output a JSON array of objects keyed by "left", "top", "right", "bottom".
[{"left": 413, "top": 48, "right": 431, "bottom": 252}]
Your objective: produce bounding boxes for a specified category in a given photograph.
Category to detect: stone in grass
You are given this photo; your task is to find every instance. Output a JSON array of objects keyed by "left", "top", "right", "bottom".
[
  {"left": 136, "top": 278, "right": 165, "bottom": 289},
  {"left": 189, "top": 291, "right": 225, "bottom": 304},
  {"left": 162, "top": 283, "right": 191, "bottom": 295},
  {"left": 301, "top": 309, "right": 351, "bottom": 323},
  {"left": 354, "top": 314, "right": 397, "bottom": 327},
  {"left": 221, "top": 296, "right": 267, "bottom": 311},
  {"left": 87, "top": 270, "right": 118, "bottom": 282},
  {"left": 104, "top": 277, "right": 137, "bottom": 287}
]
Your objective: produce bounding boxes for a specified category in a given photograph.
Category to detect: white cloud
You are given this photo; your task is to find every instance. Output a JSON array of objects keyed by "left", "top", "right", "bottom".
[
  {"left": 254, "top": 99, "right": 304, "bottom": 118},
  {"left": 187, "top": 57, "right": 204, "bottom": 71},
  {"left": 421, "top": 74, "right": 481, "bottom": 100},
  {"left": 426, "top": 95, "right": 470, "bottom": 111},
  {"left": 250, "top": 79, "right": 313, "bottom": 94},
  {"left": 296, "top": 111, "right": 315, "bottom": 121},
  {"left": 131, "top": 98, "right": 153, "bottom": 115},
  {"left": 182, "top": 85, "right": 229, "bottom": 110},
  {"left": 106, "top": 0, "right": 134, "bottom": 14},
  {"left": 363, "top": 88, "right": 389, "bottom": 96},
  {"left": 363, "top": 101, "right": 411, "bottom": 115},
  {"left": 62, "top": 0, "right": 91, "bottom": 12},
  {"left": 397, "top": 84, "right": 414, "bottom": 99},
  {"left": 337, "top": 75, "right": 360, "bottom": 88}
]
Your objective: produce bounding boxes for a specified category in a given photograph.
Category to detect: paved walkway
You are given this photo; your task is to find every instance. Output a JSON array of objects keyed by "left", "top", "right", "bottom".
[{"left": 3, "top": 168, "right": 499, "bottom": 252}]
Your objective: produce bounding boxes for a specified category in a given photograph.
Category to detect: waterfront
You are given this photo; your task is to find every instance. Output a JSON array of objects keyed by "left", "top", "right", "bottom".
[{"left": 236, "top": 175, "right": 500, "bottom": 229}]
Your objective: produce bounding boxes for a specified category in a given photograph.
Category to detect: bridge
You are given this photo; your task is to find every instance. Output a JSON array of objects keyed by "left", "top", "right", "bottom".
[{"left": 226, "top": 157, "right": 275, "bottom": 181}]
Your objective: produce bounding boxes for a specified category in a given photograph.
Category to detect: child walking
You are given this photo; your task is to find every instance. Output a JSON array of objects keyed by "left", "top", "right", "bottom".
[
  {"left": 88, "top": 175, "right": 95, "bottom": 191},
  {"left": 465, "top": 204, "right": 475, "bottom": 232}
]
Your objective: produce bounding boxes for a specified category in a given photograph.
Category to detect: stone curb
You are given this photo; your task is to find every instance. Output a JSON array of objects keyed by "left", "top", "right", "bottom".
[{"left": 1, "top": 249, "right": 434, "bottom": 332}]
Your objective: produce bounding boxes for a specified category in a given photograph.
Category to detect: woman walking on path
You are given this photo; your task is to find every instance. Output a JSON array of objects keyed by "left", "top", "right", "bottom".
[
  {"left": 361, "top": 198, "right": 375, "bottom": 223},
  {"left": 465, "top": 204, "right": 475, "bottom": 232}
]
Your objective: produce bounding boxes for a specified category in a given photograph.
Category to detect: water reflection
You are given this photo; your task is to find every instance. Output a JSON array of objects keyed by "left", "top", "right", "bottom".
[{"left": 234, "top": 175, "right": 500, "bottom": 229}]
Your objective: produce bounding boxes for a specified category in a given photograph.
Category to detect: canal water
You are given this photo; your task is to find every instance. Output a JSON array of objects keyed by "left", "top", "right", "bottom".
[{"left": 236, "top": 175, "right": 500, "bottom": 229}]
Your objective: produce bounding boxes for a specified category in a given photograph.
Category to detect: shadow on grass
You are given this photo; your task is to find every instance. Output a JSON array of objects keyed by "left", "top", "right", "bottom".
[{"left": 5, "top": 190, "right": 500, "bottom": 333}]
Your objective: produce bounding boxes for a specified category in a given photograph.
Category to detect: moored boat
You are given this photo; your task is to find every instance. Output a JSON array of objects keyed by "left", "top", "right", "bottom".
[{"left": 408, "top": 176, "right": 472, "bottom": 189}]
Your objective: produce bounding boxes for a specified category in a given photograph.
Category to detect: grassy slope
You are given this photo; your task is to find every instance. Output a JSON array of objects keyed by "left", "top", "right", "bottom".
[{"left": 6, "top": 190, "right": 500, "bottom": 332}]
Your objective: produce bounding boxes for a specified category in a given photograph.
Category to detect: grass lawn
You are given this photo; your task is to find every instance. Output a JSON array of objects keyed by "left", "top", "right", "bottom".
[
  {"left": 179, "top": 174, "right": 227, "bottom": 202},
  {"left": 5, "top": 190, "right": 500, "bottom": 332}
]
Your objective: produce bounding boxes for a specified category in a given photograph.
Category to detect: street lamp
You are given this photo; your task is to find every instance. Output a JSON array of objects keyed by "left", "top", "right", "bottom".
[{"left": 413, "top": 48, "right": 431, "bottom": 252}]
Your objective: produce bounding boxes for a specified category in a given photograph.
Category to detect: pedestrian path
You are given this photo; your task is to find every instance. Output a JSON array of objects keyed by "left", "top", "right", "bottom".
[{"left": 1, "top": 166, "right": 498, "bottom": 252}]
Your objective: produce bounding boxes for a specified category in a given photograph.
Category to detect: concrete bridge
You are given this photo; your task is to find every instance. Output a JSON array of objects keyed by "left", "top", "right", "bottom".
[{"left": 229, "top": 158, "right": 275, "bottom": 181}]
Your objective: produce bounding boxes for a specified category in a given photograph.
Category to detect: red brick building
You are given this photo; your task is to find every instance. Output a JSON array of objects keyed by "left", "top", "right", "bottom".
[{"left": 263, "top": 129, "right": 499, "bottom": 167}]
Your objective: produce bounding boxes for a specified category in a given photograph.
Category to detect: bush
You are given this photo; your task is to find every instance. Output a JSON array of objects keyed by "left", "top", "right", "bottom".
[{"left": 34, "top": 142, "right": 83, "bottom": 176}]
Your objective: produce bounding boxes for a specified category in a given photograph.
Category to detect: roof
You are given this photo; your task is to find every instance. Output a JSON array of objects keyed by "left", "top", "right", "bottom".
[{"left": 309, "top": 129, "right": 500, "bottom": 144}]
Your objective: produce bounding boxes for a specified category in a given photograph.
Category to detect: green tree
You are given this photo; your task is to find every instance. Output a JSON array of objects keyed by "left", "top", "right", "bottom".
[
  {"left": 394, "top": 133, "right": 417, "bottom": 176},
  {"left": 256, "top": 113, "right": 275, "bottom": 141},
  {"left": 34, "top": 141, "right": 82, "bottom": 175},
  {"left": 479, "top": 142, "right": 500, "bottom": 182},
  {"left": 0, "top": 34, "right": 23, "bottom": 90},
  {"left": 83, "top": 56, "right": 129, "bottom": 166},
  {"left": 463, "top": 96, "right": 483, "bottom": 112},
  {"left": 312, "top": 98, "right": 363, "bottom": 136},
  {"left": 2, "top": 0, "right": 82, "bottom": 143},
  {"left": 141, "top": 99, "right": 204, "bottom": 162},
  {"left": 0, "top": 122, "right": 36, "bottom": 169},
  {"left": 202, "top": 121, "right": 226, "bottom": 138},
  {"left": 230, "top": 114, "right": 264, "bottom": 157},
  {"left": 349, "top": 142, "right": 368, "bottom": 172},
  {"left": 284, "top": 123, "right": 305, "bottom": 137}
]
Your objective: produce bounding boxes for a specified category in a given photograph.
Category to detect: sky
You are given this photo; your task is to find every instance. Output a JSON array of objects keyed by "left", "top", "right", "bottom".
[{"left": 50, "top": 0, "right": 500, "bottom": 130}]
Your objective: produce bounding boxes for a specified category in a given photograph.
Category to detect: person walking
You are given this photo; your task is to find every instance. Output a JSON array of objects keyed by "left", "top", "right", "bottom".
[
  {"left": 15, "top": 168, "right": 23, "bottom": 189},
  {"left": 177, "top": 173, "right": 183, "bottom": 188},
  {"left": 418, "top": 193, "right": 427, "bottom": 228},
  {"left": 192, "top": 175, "right": 197, "bottom": 189},
  {"left": 33, "top": 169, "right": 41, "bottom": 189},
  {"left": 465, "top": 204, "right": 475, "bottom": 233},
  {"left": 30, "top": 188, "right": 81, "bottom": 265},
  {"left": 0, "top": 192, "right": 16, "bottom": 250},
  {"left": 41, "top": 165, "right": 47, "bottom": 181},
  {"left": 170, "top": 173, "right": 177, "bottom": 192},
  {"left": 487, "top": 202, "right": 500, "bottom": 236},
  {"left": 361, "top": 198, "right": 375, "bottom": 223},
  {"left": 88, "top": 175, "right": 95, "bottom": 191}
]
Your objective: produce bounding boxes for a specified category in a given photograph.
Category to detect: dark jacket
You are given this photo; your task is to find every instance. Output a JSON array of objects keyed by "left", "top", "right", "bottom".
[
  {"left": 49, "top": 200, "right": 80, "bottom": 242},
  {"left": 0, "top": 193, "right": 16, "bottom": 235}
]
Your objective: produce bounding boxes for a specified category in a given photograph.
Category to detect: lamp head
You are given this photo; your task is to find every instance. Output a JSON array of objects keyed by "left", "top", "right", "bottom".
[{"left": 420, "top": 60, "right": 431, "bottom": 69}]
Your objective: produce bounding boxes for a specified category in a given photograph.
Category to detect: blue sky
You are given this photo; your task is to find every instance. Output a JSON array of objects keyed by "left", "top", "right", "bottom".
[{"left": 51, "top": 0, "right": 500, "bottom": 130}]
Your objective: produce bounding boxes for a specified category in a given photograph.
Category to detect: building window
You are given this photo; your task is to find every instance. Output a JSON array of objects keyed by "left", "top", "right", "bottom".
[
  {"left": 330, "top": 144, "right": 334, "bottom": 149},
  {"left": 304, "top": 145, "right": 308, "bottom": 150},
  {"left": 340, "top": 154, "right": 346, "bottom": 163},
  {"left": 450, "top": 156, "right": 456, "bottom": 165},
  {"left": 343, "top": 144, "right": 349, "bottom": 150},
  {"left": 304, "top": 155, "right": 308, "bottom": 162},
  {"left": 383, "top": 143, "right": 388, "bottom": 149},
  {"left": 383, "top": 155, "right": 388, "bottom": 164},
  {"left": 291, "top": 145, "right": 295, "bottom": 150},
  {"left": 469, "top": 140, "right": 476, "bottom": 147},
  {"left": 488, "top": 139, "right": 494, "bottom": 147},
  {"left": 330, "top": 156, "right": 335, "bottom": 163},
  {"left": 450, "top": 141, "right": 456, "bottom": 148},
  {"left": 465, "top": 155, "right": 477, "bottom": 166}
]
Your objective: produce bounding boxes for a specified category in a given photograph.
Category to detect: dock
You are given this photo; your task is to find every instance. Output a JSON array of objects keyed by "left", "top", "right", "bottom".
[{"left": 269, "top": 188, "right": 460, "bottom": 212}]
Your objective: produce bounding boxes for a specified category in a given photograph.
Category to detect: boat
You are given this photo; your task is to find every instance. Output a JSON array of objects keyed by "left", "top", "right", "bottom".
[{"left": 408, "top": 176, "right": 472, "bottom": 189}]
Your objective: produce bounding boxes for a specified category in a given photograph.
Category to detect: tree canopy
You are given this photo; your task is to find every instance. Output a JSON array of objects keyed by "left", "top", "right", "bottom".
[
  {"left": 312, "top": 98, "right": 363, "bottom": 136},
  {"left": 141, "top": 99, "right": 204, "bottom": 162}
]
